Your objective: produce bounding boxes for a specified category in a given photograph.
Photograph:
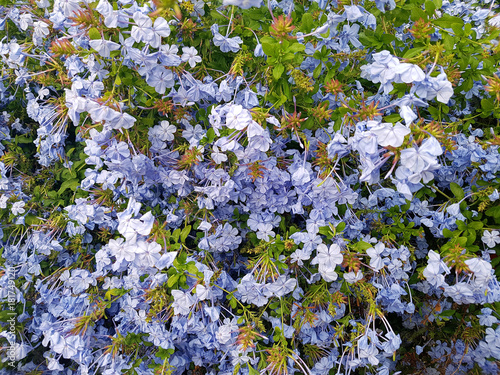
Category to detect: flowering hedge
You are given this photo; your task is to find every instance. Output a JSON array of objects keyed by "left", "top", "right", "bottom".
[{"left": 0, "top": 0, "right": 500, "bottom": 373}]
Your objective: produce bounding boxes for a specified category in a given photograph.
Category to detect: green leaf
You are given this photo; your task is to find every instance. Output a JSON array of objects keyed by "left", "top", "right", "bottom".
[
  {"left": 486, "top": 206, "right": 500, "bottom": 219},
  {"left": 481, "top": 98, "right": 495, "bottom": 113},
  {"left": 443, "top": 228, "right": 454, "bottom": 238},
  {"left": 281, "top": 81, "right": 292, "bottom": 100},
  {"left": 442, "top": 33, "right": 455, "bottom": 51},
  {"left": 468, "top": 221, "right": 483, "bottom": 230},
  {"left": 229, "top": 296, "right": 237, "bottom": 309},
  {"left": 262, "top": 43, "right": 275, "bottom": 57},
  {"left": 318, "top": 226, "right": 332, "bottom": 237},
  {"left": 275, "top": 93, "right": 288, "bottom": 107},
  {"left": 180, "top": 225, "right": 191, "bottom": 243},
  {"left": 384, "top": 113, "right": 401, "bottom": 123},
  {"left": 402, "top": 47, "right": 426, "bottom": 59},
  {"left": 433, "top": 14, "right": 463, "bottom": 28},
  {"left": 58, "top": 179, "right": 79, "bottom": 195},
  {"left": 451, "top": 23, "right": 464, "bottom": 37},
  {"left": 425, "top": 1, "right": 436, "bottom": 16},
  {"left": 336, "top": 222, "right": 346, "bottom": 232},
  {"left": 0, "top": 310, "right": 16, "bottom": 323},
  {"left": 172, "top": 228, "right": 181, "bottom": 243},
  {"left": 47, "top": 190, "right": 58, "bottom": 199},
  {"left": 313, "top": 62, "right": 322, "bottom": 79},
  {"left": 88, "top": 27, "right": 101, "bottom": 40},
  {"left": 156, "top": 347, "right": 173, "bottom": 360},
  {"left": 210, "top": 9, "right": 228, "bottom": 22},
  {"left": 24, "top": 214, "right": 40, "bottom": 226},
  {"left": 466, "top": 229, "right": 476, "bottom": 246},
  {"left": 440, "top": 309, "right": 455, "bottom": 317},
  {"left": 186, "top": 262, "right": 198, "bottom": 275},
  {"left": 456, "top": 220, "right": 467, "bottom": 231},
  {"left": 206, "top": 128, "right": 215, "bottom": 143},
  {"left": 14, "top": 135, "right": 33, "bottom": 144},
  {"left": 492, "top": 256, "right": 500, "bottom": 276},
  {"left": 248, "top": 365, "right": 260, "bottom": 375},
  {"left": 167, "top": 274, "right": 180, "bottom": 288},
  {"left": 105, "top": 288, "right": 129, "bottom": 301},
  {"left": 409, "top": 8, "right": 427, "bottom": 22},
  {"left": 288, "top": 42, "right": 306, "bottom": 53},
  {"left": 450, "top": 182, "right": 464, "bottom": 199},
  {"left": 282, "top": 53, "right": 295, "bottom": 63},
  {"left": 463, "top": 22, "right": 472, "bottom": 37},
  {"left": 273, "top": 64, "right": 285, "bottom": 80},
  {"left": 300, "top": 13, "right": 314, "bottom": 33},
  {"left": 354, "top": 241, "right": 373, "bottom": 252},
  {"left": 428, "top": 106, "right": 439, "bottom": 118},
  {"left": 62, "top": 169, "right": 76, "bottom": 180},
  {"left": 381, "top": 33, "right": 395, "bottom": 44}
]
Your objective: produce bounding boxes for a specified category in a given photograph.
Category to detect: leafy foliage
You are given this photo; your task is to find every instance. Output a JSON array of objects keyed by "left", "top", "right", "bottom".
[{"left": 0, "top": 0, "right": 499, "bottom": 374}]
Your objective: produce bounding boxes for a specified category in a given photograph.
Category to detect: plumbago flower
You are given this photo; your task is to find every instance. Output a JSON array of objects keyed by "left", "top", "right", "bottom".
[
  {"left": 311, "top": 243, "right": 343, "bottom": 281},
  {"left": 1, "top": 0, "right": 500, "bottom": 374},
  {"left": 371, "top": 122, "right": 411, "bottom": 147}
]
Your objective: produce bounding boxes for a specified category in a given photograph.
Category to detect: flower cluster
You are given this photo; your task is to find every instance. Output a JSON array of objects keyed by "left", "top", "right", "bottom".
[{"left": 0, "top": 0, "right": 500, "bottom": 374}]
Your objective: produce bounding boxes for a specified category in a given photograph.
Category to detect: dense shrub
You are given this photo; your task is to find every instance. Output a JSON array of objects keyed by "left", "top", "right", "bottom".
[{"left": 0, "top": 0, "right": 500, "bottom": 374}]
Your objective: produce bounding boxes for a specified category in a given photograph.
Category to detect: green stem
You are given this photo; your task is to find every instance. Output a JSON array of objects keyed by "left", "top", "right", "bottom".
[
  {"left": 432, "top": 185, "right": 453, "bottom": 200},
  {"left": 110, "top": 59, "right": 124, "bottom": 97}
]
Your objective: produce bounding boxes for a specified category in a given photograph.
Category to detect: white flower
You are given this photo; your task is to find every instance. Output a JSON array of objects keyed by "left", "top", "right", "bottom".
[
  {"left": 481, "top": 230, "right": 500, "bottom": 248},
  {"left": 225, "top": 104, "right": 252, "bottom": 130},
  {"left": 181, "top": 46, "right": 202, "bottom": 68},
  {"left": 311, "top": 244, "right": 343, "bottom": 268},
  {"left": 33, "top": 21, "right": 50, "bottom": 37},
  {"left": 222, "top": 0, "right": 263, "bottom": 9},
  {"left": 11, "top": 201, "right": 26, "bottom": 216},
  {"left": 19, "top": 13, "right": 33, "bottom": 31},
  {"left": 344, "top": 270, "right": 363, "bottom": 284},
  {"left": 489, "top": 14, "right": 500, "bottom": 27},
  {"left": 211, "top": 146, "right": 228, "bottom": 164},
  {"left": 158, "top": 120, "right": 177, "bottom": 142},
  {"left": 171, "top": 290, "right": 195, "bottom": 315},
  {"left": 88, "top": 39, "right": 121, "bottom": 58},
  {"left": 465, "top": 258, "right": 492, "bottom": 286},
  {"left": 0, "top": 195, "right": 8, "bottom": 209},
  {"left": 371, "top": 122, "right": 411, "bottom": 148}
]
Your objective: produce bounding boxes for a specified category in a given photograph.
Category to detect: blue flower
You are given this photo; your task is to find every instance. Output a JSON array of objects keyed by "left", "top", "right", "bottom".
[
  {"left": 374, "top": 0, "right": 396, "bottom": 12},
  {"left": 88, "top": 38, "right": 120, "bottom": 58},
  {"left": 222, "top": 0, "right": 263, "bottom": 9},
  {"left": 371, "top": 122, "right": 410, "bottom": 148},
  {"left": 394, "top": 62, "right": 425, "bottom": 83},
  {"left": 11, "top": 200, "right": 25, "bottom": 215},
  {"left": 481, "top": 230, "right": 500, "bottom": 248},
  {"left": 367, "top": 242, "right": 386, "bottom": 271},
  {"left": 181, "top": 46, "right": 202, "bottom": 68},
  {"left": 423, "top": 250, "right": 450, "bottom": 287},
  {"left": 263, "top": 275, "right": 297, "bottom": 297},
  {"left": 237, "top": 274, "right": 268, "bottom": 306},
  {"left": 213, "top": 31, "right": 243, "bottom": 53},
  {"left": 226, "top": 104, "right": 252, "bottom": 130},
  {"left": 172, "top": 290, "right": 196, "bottom": 315},
  {"left": 131, "top": 11, "right": 152, "bottom": 43}
]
